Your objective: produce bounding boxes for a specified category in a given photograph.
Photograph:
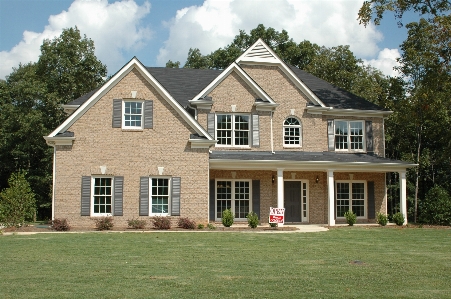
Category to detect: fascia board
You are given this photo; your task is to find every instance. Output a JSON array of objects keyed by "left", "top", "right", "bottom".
[
  {"left": 306, "top": 106, "right": 393, "bottom": 118},
  {"left": 44, "top": 136, "right": 75, "bottom": 146},
  {"left": 189, "top": 139, "right": 217, "bottom": 148}
]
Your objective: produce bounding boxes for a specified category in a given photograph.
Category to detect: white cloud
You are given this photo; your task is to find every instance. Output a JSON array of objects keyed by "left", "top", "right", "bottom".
[
  {"left": 157, "top": 0, "right": 384, "bottom": 68},
  {"left": 363, "top": 48, "right": 401, "bottom": 77},
  {"left": 0, "top": 0, "right": 151, "bottom": 79}
]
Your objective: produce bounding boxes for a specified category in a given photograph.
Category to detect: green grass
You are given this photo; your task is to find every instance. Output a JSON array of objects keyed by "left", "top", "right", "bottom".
[{"left": 1, "top": 227, "right": 450, "bottom": 298}]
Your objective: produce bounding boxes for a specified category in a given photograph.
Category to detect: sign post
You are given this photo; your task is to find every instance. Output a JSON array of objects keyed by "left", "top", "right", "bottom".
[{"left": 269, "top": 207, "right": 285, "bottom": 226}]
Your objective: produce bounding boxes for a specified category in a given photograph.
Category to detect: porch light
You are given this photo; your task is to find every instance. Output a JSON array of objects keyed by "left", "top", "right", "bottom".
[
  {"left": 272, "top": 175, "right": 275, "bottom": 184},
  {"left": 316, "top": 176, "right": 319, "bottom": 183}
]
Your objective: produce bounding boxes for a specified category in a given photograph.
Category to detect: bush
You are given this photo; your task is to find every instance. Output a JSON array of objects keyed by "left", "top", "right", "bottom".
[
  {"left": 207, "top": 223, "right": 216, "bottom": 230},
  {"left": 269, "top": 222, "right": 278, "bottom": 228},
  {"left": 393, "top": 212, "right": 405, "bottom": 226},
  {"left": 344, "top": 210, "right": 357, "bottom": 226},
  {"left": 127, "top": 218, "right": 147, "bottom": 229},
  {"left": 419, "top": 186, "right": 451, "bottom": 226},
  {"left": 376, "top": 212, "right": 388, "bottom": 226},
  {"left": 152, "top": 216, "right": 171, "bottom": 230},
  {"left": 221, "top": 209, "right": 234, "bottom": 227},
  {"left": 197, "top": 223, "right": 205, "bottom": 229},
  {"left": 177, "top": 217, "right": 196, "bottom": 229},
  {"left": 246, "top": 211, "right": 259, "bottom": 228},
  {"left": 52, "top": 218, "right": 70, "bottom": 231},
  {"left": 94, "top": 217, "right": 114, "bottom": 231}
]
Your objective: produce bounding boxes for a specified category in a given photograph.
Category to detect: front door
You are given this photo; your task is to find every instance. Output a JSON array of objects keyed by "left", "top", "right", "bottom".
[{"left": 284, "top": 181, "right": 302, "bottom": 222}]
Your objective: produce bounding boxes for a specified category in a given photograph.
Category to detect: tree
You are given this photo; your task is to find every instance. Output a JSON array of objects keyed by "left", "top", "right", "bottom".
[
  {"left": 165, "top": 60, "right": 180, "bottom": 68},
  {"left": 0, "top": 171, "right": 36, "bottom": 227}
]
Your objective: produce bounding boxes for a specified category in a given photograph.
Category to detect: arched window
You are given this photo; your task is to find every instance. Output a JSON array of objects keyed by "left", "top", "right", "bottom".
[{"left": 284, "top": 117, "right": 302, "bottom": 147}]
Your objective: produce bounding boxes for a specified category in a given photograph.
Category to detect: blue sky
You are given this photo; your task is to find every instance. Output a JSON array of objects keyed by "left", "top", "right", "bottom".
[{"left": 0, "top": 0, "right": 418, "bottom": 79}]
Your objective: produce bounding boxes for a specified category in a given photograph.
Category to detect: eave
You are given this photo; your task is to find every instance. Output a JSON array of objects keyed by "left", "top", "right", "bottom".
[
  {"left": 44, "top": 136, "right": 75, "bottom": 146},
  {"left": 189, "top": 139, "right": 217, "bottom": 149},
  {"left": 62, "top": 104, "right": 80, "bottom": 115},
  {"left": 306, "top": 106, "right": 393, "bottom": 118}
]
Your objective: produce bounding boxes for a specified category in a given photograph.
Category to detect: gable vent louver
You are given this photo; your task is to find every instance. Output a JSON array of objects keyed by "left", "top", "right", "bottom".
[{"left": 245, "top": 43, "right": 276, "bottom": 59}]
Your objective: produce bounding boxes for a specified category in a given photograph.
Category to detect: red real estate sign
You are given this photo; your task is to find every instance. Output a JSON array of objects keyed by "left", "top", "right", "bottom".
[{"left": 269, "top": 207, "right": 285, "bottom": 224}]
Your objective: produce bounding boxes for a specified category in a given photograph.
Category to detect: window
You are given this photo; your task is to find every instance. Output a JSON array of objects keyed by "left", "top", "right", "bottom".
[
  {"left": 216, "top": 180, "right": 251, "bottom": 220},
  {"left": 336, "top": 181, "right": 366, "bottom": 218},
  {"left": 123, "top": 101, "right": 143, "bottom": 128},
  {"left": 335, "top": 120, "right": 364, "bottom": 151},
  {"left": 216, "top": 114, "right": 249, "bottom": 146},
  {"left": 92, "top": 177, "right": 112, "bottom": 216},
  {"left": 151, "top": 178, "right": 170, "bottom": 215},
  {"left": 283, "top": 117, "right": 302, "bottom": 147}
]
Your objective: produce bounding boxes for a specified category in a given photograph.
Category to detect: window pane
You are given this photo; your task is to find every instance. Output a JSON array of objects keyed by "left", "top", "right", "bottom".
[
  {"left": 151, "top": 178, "right": 170, "bottom": 214},
  {"left": 124, "top": 102, "right": 143, "bottom": 127},
  {"left": 93, "top": 178, "right": 112, "bottom": 215}
]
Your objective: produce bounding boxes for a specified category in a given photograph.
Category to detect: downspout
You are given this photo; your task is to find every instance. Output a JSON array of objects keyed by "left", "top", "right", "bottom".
[{"left": 270, "top": 111, "right": 275, "bottom": 154}]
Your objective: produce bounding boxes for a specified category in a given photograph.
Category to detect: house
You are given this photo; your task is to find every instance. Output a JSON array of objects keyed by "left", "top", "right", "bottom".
[{"left": 44, "top": 39, "right": 415, "bottom": 228}]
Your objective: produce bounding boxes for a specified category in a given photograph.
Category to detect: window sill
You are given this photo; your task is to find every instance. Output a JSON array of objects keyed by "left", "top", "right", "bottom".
[
  {"left": 121, "top": 129, "right": 144, "bottom": 132},
  {"left": 214, "top": 147, "right": 252, "bottom": 150}
]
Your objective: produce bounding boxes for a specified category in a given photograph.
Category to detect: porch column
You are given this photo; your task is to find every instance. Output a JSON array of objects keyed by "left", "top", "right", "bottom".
[
  {"left": 399, "top": 171, "right": 408, "bottom": 225},
  {"left": 277, "top": 168, "right": 284, "bottom": 227},
  {"left": 327, "top": 170, "right": 335, "bottom": 226}
]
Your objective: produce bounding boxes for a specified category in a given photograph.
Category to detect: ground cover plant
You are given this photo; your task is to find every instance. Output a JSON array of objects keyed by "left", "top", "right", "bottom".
[{"left": 1, "top": 227, "right": 450, "bottom": 298}]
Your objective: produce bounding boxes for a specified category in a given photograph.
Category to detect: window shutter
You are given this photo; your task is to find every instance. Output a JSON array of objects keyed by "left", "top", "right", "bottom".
[
  {"left": 366, "top": 121, "right": 373, "bottom": 153},
  {"left": 209, "top": 179, "right": 215, "bottom": 221},
  {"left": 143, "top": 100, "right": 153, "bottom": 129},
  {"left": 113, "top": 176, "right": 124, "bottom": 216},
  {"left": 327, "top": 119, "right": 334, "bottom": 151},
  {"left": 252, "top": 114, "right": 260, "bottom": 147},
  {"left": 112, "top": 99, "right": 122, "bottom": 128},
  {"left": 81, "top": 176, "right": 91, "bottom": 216},
  {"left": 367, "top": 181, "right": 375, "bottom": 219},
  {"left": 171, "top": 177, "right": 181, "bottom": 216},
  {"left": 207, "top": 113, "right": 215, "bottom": 138},
  {"left": 139, "top": 177, "right": 149, "bottom": 216},
  {"left": 252, "top": 180, "right": 260, "bottom": 219}
]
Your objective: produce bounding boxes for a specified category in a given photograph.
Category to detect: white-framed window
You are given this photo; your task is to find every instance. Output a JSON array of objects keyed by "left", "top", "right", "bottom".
[
  {"left": 335, "top": 120, "right": 364, "bottom": 151},
  {"left": 216, "top": 179, "right": 251, "bottom": 220},
  {"left": 336, "top": 181, "right": 366, "bottom": 218},
  {"left": 123, "top": 101, "right": 143, "bottom": 129},
  {"left": 216, "top": 114, "right": 250, "bottom": 147},
  {"left": 92, "top": 177, "right": 113, "bottom": 216},
  {"left": 150, "top": 177, "right": 171, "bottom": 216},
  {"left": 283, "top": 117, "right": 302, "bottom": 147}
]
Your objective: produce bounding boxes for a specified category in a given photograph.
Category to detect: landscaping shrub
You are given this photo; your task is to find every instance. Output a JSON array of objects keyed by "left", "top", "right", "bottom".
[
  {"left": 376, "top": 212, "right": 388, "bottom": 226},
  {"left": 177, "top": 217, "right": 196, "bottom": 229},
  {"left": 419, "top": 186, "right": 451, "bottom": 226},
  {"left": 269, "top": 222, "right": 278, "bottom": 228},
  {"left": 207, "top": 223, "right": 216, "bottom": 230},
  {"left": 197, "top": 223, "right": 205, "bottom": 229},
  {"left": 221, "top": 209, "right": 234, "bottom": 227},
  {"left": 246, "top": 211, "right": 259, "bottom": 228},
  {"left": 152, "top": 216, "right": 171, "bottom": 230},
  {"left": 52, "top": 218, "right": 70, "bottom": 231},
  {"left": 344, "top": 210, "right": 357, "bottom": 226},
  {"left": 94, "top": 217, "right": 114, "bottom": 231},
  {"left": 393, "top": 212, "right": 405, "bottom": 226},
  {"left": 127, "top": 218, "right": 147, "bottom": 229}
]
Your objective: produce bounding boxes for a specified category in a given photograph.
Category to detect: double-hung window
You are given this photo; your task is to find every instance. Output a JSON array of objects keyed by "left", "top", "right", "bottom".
[
  {"left": 216, "top": 114, "right": 250, "bottom": 147},
  {"left": 92, "top": 177, "right": 113, "bottom": 216},
  {"left": 123, "top": 101, "right": 143, "bottom": 129},
  {"left": 216, "top": 180, "right": 251, "bottom": 220},
  {"left": 151, "top": 178, "right": 170, "bottom": 215},
  {"left": 283, "top": 117, "right": 302, "bottom": 147},
  {"left": 336, "top": 181, "right": 366, "bottom": 218},
  {"left": 335, "top": 120, "right": 364, "bottom": 151},
  {"left": 139, "top": 176, "right": 181, "bottom": 217}
]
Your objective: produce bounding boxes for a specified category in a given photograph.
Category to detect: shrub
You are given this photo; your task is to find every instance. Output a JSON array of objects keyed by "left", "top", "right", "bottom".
[
  {"left": 52, "top": 218, "right": 70, "bottom": 231},
  {"left": 127, "top": 218, "right": 147, "bottom": 229},
  {"left": 269, "top": 222, "right": 278, "bottom": 228},
  {"left": 177, "top": 217, "right": 196, "bottom": 229},
  {"left": 207, "top": 223, "right": 216, "bottom": 230},
  {"left": 246, "top": 211, "right": 259, "bottom": 228},
  {"left": 94, "top": 217, "right": 114, "bottom": 231},
  {"left": 419, "top": 186, "right": 451, "bottom": 226},
  {"left": 221, "top": 209, "right": 234, "bottom": 227},
  {"left": 152, "top": 216, "right": 171, "bottom": 230},
  {"left": 344, "top": 210, "right": 357, "bottom": 226},
  {"left": 393, "top": 212, "right": 405, "bottom": 226},
  {"left": 197, "top": 223, "right": 205, "bottom": 229},
  {"left": 376, "top": 212, "right": 388, "bottom": 226}
]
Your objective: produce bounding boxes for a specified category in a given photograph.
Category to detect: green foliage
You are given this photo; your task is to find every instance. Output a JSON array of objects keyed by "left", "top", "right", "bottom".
[
  {"left": 177, "top": 217, "right": 196, "bottom": 229},
  {"left": 246, "top": 211, "right": 259, "bottom": 228},
  {"left": 52, "top": 218, "right": 70, "bottom": 231},
  {"left": 221, "top": 209, "right": 234, "bottom": 227},
  {"left": 207, "top": 223, "right": 216, "bottom": 230},
  {"left": 269, "top": 222, "right": 278, "bottom": 228},
  {"left": 152, "top": 216, "right": 171, "bottom": 230},
  {"left": 376, "top": 212, "right": 388, "bottom": 226},
  {"left": 197, "top": 223, "right": 205, "bottom": 229},
  {"left": 393, "top": 212, "right": 405, "bottom": 226},
  {"left": 344, "top": 210, "right": 357, "bottom": 226},
  {"left": 127, "top": 218, "right": 147, "bottom": 229},
  {"left": 94, "top": 217, "right": 114, "bottom": 231},
  {"left": 165, "top": 60, "right": 180, "bottom": 68},
  {"left": 419, "top": 186, "right": 451, "bottom": 225},
  {"left": 0, "top": 171, "right": 36, "bottom": 227}
]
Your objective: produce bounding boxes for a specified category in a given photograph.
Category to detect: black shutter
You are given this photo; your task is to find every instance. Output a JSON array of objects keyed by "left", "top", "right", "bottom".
[
  {"left": 327, "top": 119, "right": 334, "bottom": 151},
  {"left": 252, "top": 180, "right": 260, "bottom": 219},
  {"left": 143, "top": 100, "right": 153, "bottom": 129},
  {"left": 207, "top": 113, "right": 215, "bottom": 138},
  {"left": 112, "top": 99, "right": 122, "bottom": 128},
  {"left": 113, "top": 176, "right": 124, "bottom": 216},
  {"left": 171, "top": 177, "right": 181, "bottom": 216},
  {"left": 367, "top": 181, "right": 375, "bottom": 219},
  {"left": 139, "top": 177, "right": 149, "bottom": 216},
  {"left": 209, "top": 179, "right": 215, "bottom": 221},
  {"left": 366, "top": 121, "right": 373, "bottom": 153},
  {"left": 81, "top": 176, "right": 91, "bottom": 216},
  {"left": 252, "top": 114, "right": 260, "bottom": 147}
]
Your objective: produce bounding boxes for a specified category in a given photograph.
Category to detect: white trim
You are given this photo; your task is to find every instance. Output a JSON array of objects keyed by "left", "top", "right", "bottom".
[
  {"left": 277, "top": 169, "right": 284, "bottom": 227},
  {"left": 91, "top": 176, "right": 114, "bottom": 217},
  {"left": 334, "top": 120, "right": 365, "bottom": 153},
  {"left": 189, "top": 138, "right": 217, "bottom": 148},
  {"left": 215, "top": 113, "right": 251, "bottom": 148},
  {"left": 149, "top": 176, "right": 172, "bottom": 216},
  {"left": 214, "top": 179, "right": 252, "bottom": 221},
  {"left": 306, "top": 106, "right": 393, "bottom": 118},
  {"left": 283, "top": 116, "right": 302, "bottom": 148},
  {"left": 122, "top": 100, "right": 144, "bottom": 130},
  {"left": 44, "top": 136, "right": 75, "bottom": 146},
  {"left": 335, "top": 180, "right": 367, "bottom": 219}
]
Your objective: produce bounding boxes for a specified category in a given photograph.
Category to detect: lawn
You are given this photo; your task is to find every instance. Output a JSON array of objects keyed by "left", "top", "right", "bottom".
[{"left": 1, "top": 227, "right": 450, "bottom": 298}]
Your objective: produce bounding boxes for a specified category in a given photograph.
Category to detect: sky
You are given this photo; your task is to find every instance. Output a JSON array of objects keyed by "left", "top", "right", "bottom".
[{"left": 0, "top": 0, "right": 420, "bottom": 80}]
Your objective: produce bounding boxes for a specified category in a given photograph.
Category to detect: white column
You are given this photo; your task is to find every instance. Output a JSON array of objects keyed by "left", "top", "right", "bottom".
[
  {"left": 327, "top": 170, "right": 335, "bottom": 226},
  {"left": 277, "top": 168, "right": 284, "bottom": 227},
  {"left": 399, "top": 171, "right": 408, "bottom": 225}
]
